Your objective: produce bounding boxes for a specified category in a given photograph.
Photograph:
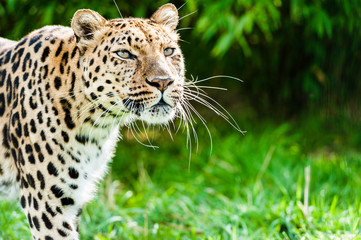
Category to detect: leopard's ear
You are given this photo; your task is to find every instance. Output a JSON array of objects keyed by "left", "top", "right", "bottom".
[
  {"left": 72, "top": 9, "right": 107, "bottom": 41},
  {"left": 151, "top": 4, "right": 179, "bottom": 31}
]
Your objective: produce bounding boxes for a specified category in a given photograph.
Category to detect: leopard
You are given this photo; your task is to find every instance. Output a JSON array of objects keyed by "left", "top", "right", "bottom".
[{"left": 0, "top": 4, "right": 185, "bottom": 239}]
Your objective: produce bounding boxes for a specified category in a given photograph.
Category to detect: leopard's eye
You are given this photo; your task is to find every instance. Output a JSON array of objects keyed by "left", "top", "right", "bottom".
[
  {"left": 164, "top": 48, "right": 175, "bottom": 57},
  {"left": 116, "top": 50, "right": 134, "bottom": 59}
]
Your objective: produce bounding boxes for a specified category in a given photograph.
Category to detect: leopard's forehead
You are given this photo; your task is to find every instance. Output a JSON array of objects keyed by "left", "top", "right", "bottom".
[{"left": 105, "top": 18, "right": 178, "bottom": 45}]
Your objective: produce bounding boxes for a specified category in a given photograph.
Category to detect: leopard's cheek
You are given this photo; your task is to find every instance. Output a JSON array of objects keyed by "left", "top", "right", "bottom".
[
  {"left": 168, "top": 84, "right": 183, "bottom": 106},
  {"left": 169, "top": 55, "right": 184, "bottom": 77},
  {"left": 82, "top": 56, "right": 132, "bottom": 103}
]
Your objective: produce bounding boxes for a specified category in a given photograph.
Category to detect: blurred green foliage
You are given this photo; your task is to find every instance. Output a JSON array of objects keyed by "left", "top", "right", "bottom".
[
  {"left": 0, "top": 0, "right": 360, "bottom": 118},
  {"left": 186, "top": 0, "right": 361, "bottom": 117}
]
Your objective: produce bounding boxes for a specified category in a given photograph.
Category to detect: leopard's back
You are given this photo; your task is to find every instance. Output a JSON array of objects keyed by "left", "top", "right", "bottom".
[
  {"left": 0, "top": 37, "right": 17, "bottom": 51},
  {"left": 0, "top": 27, "right": 75, "bottom": 200}
]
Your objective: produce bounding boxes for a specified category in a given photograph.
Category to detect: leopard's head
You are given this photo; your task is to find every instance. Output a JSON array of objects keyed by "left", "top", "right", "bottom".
[{"left": 72, "top": 4, "right": 184, "bottom": 126}]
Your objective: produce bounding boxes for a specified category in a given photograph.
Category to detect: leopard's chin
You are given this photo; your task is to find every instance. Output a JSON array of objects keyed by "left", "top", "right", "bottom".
[{"left": 138, "top": 104, "right": 175, "bottom": 125}]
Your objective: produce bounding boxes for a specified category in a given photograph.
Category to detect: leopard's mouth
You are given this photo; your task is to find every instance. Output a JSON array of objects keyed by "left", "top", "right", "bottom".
[
  {"left": 151, "top": 98, "right": 172, "bottom": 108},
  {"left": 148, "top": 103, "right": 173, "bottom": 114},
  {"left": 121, "top": 99, "right": 144, "bottom": 116},
  {"left": 122, "top": 97, "right": 172, "bottom": 113},
  {"left": 141, "top": 105, "right": 175, "bottom": 124},
  {"left": 118, "top": 95, "right": 178, "bottom": 124}
]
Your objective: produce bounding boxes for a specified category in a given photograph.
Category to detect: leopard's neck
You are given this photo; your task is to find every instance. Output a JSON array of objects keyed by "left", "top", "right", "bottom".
[{"left": 46, "top": 38, "right": 123, "bottom": 189}]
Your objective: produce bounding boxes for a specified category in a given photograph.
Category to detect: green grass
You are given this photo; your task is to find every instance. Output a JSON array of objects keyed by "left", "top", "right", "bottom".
[{"left": 1, "top": 115, "right": 361, "bottom": 239}]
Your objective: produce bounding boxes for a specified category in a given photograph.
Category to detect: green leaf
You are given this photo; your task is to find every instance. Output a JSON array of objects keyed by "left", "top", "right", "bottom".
[
  {"left": 320, "top": 10, "right": 332, "bottom": 38},
  {"left": 7, "top": 0, "right": 15, "bottom": 13},
  {"left": 211, "top": 31, "right": 234, "bottom": 57},
  {"left": 237, "top": 35, "right": 251, "bottom": 57},
  {"left": 235, "top": 13, "right": 253, "bottom": 34}
]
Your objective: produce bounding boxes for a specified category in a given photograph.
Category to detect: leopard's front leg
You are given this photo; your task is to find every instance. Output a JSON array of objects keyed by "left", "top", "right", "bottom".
[{"left": 20, "top": 186, "right": 82, "bottom": 240}]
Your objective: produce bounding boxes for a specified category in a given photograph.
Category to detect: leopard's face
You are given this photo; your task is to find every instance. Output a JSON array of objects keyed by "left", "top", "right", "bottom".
[{"left": 73, "top": 5, "right": 184, "bottom": 125}]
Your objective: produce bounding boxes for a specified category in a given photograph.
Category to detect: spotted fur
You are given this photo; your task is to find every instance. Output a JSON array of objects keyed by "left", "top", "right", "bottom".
[{"left": 0, "top": 4, "right": 184, "bottom": 239}]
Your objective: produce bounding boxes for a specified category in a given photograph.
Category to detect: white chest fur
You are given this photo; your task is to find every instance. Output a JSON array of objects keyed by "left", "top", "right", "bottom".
[{"left": 65, "top": 125, "right": 120, "bottom": 206}]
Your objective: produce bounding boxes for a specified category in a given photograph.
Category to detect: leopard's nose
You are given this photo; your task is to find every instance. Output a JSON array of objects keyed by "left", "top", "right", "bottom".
[{"left": 145, "top": 77, "right": 174, "bottom": 92}]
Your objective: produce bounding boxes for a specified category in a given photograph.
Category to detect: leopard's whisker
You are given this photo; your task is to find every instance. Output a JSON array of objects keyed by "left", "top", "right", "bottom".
[
  {"left": 178, "top": 100, "right": 197, "bottom": 166},
  {"left": 112, "top": 0, "right": 123, "bottom": 19},
  {"left": 99, "top": 106, "right": 114, "bottom": 128},
  {"left": 184, "top": 85, "right": 228, "bottom": 91},
  {"left": 98, "top": 96, "right": 127, "bottom": 128},
  {"left": 78, "top": 90, "right": 124, "bottom": 122},
  {"left": 183, "top": 99, "right": 213, "bottom": 155},
  {"left": 75, "top": 95, "right": 107, "bottom": 121},
  {"left": 179, "top": 10, "right": 197, "bottom": 21},
  {"left": 134, "top": 120, "right": 157, "bottom": 149},
  {"left": 177, "top": 1, "right": 188, "bottom": 11},
  {"left": 174, "top": 108, "right": 183, "bottom": 134},
  {"left": 176, "top": 27, "right": 193, "bottom": 32},
  {"left": 111, "top": 98, "right": 131, "bottom": 129},
  {"left": 165, "top": 122, "right": 173, "bottom": 141},
  {"left": 176, "top": 102, "right": 189, "bottom": 134},
  {"left": 115, "top": 99, "right": 132, "bottom": 130},
  {"left": 181, "top": 99, "right": 198, "bottom": 152},
  {"left": 169, "top": 114, "right": 177, "bottom": 133},
  {"left": 183, "top": 89, "right": 232, "bottom": 118},
  {"left": 178, "top": 39, "right": 190, "bottom": 44},
  {"left": 111, "top": 108, "right": 123, "bottom": 133},
  {"left": 88, "top": 106, "right": 108, "bottom": 137},
  {"left": 183, "top": 90, "right": 244, "bottom": 134},
  {"left": 88, "top": 95, "right": 127, "bottom": 137},
  {"left": 137, "top": 92, "right": 158, "bottom": 148},
  {"left": 183, "top": 114, "right": 193, "bottom": 170},
  {"left": 141, "top": 120, "right": 158, "bottom": 149},
  {"left": 183, "top": 93, "right": 234, "bottom": 132},
  {"left": 187, "top": 75, "right": 243, "bottom": 85},
  {"left": 183, "top": 85, "right": 201, "bottom": 101},
  {"left": 129, "top": 121, "right": 157, "bottom": 149}
]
